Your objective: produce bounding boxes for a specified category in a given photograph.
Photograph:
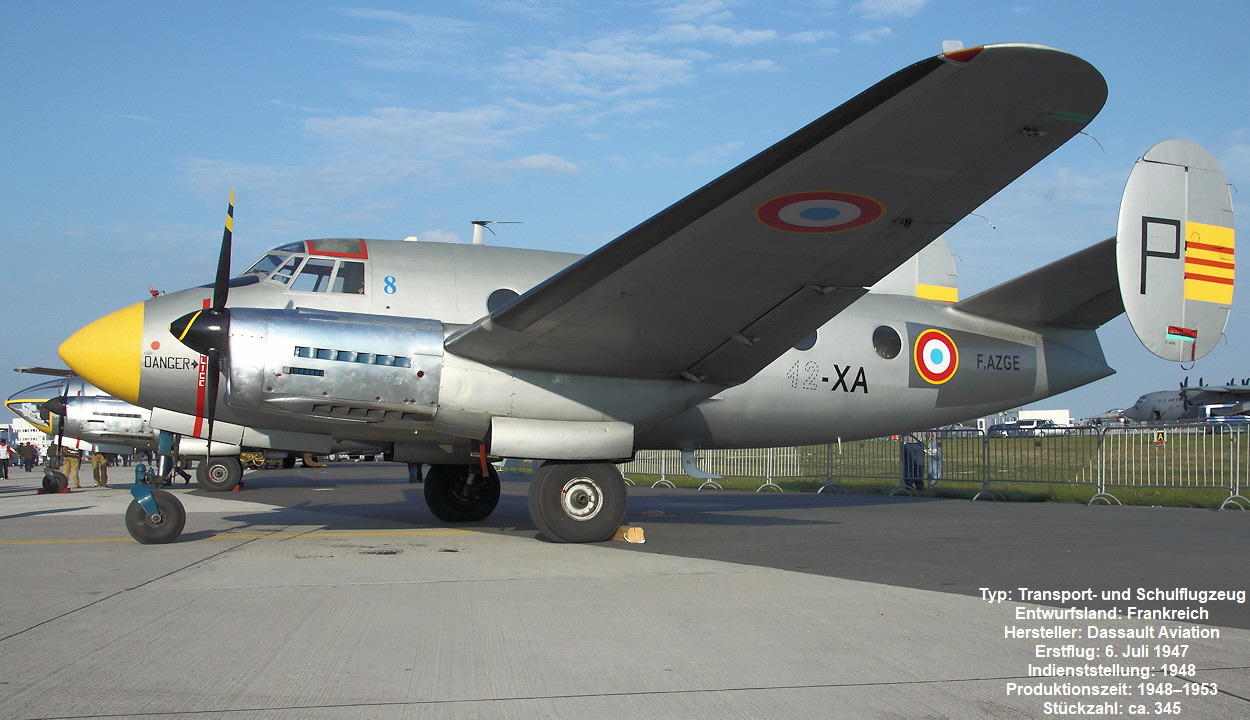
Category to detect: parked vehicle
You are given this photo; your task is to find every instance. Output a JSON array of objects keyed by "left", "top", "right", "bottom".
[{"left": 1200, "top": 414, "right": 1250, "bottom": 434}]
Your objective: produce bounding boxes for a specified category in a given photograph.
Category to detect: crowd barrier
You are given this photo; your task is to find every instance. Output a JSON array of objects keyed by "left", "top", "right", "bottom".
[{"left": 619, "top": 424, "right": 1250, "bottom": 510}]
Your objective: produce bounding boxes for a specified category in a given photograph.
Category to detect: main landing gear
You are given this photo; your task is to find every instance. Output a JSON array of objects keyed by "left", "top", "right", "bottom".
[
  {"left": 527, "top": 462, "right": 627, "bottom": 543},
  {"left": 424, "top": 464, "right": 501, "bottom": 522},
  {"left": 421, "top": 460, "right": 628, "bottom": 543},
  {"left": 197, "top": 456, "right": 243, "bottom": 492}
]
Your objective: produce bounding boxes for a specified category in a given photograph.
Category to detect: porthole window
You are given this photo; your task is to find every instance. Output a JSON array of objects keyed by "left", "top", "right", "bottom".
[
  {"left": 873, "top": 325, "right": 902, "bottom": 359},
  {"left": 793, "top": 332, "right": 817, "bottom": 352}
]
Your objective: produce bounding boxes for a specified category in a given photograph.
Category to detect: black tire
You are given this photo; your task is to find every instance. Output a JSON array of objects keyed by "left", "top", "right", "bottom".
[
  {"left": 281, "top": 454, "right": 297, "bottom": 469},
  {"left": 196, "top": 456, "right": 242, "bottom": 492},
  {"left": 125, "top": 489, "right": 186, "bottom": 544},
  {"left": 527, "top": 462, "right": 627, "bottom": 543},
  {"left": 424, "top": 464, "right": 501, "bottom": 522},
  {"left": 42, "top": 469, "right": 69, "bottom": 494}
]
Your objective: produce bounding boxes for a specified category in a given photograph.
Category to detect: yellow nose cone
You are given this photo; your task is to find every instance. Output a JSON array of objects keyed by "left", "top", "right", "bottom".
[{"left": 58, "top": 302, "right": 145, "bottom": 405}]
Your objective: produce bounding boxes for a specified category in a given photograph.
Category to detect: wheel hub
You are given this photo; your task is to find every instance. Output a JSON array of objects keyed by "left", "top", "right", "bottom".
[{"left": 559, "top": 477, "right": 602, "bottom": 521}]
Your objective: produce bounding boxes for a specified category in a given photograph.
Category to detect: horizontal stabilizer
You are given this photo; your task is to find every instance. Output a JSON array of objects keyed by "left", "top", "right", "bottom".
[
  {"left": 1117, "top": 140, "right": 1234, "bottom": 361},
  {"left": 954, "top": 238, "right": 1121, "bottom": 328}
]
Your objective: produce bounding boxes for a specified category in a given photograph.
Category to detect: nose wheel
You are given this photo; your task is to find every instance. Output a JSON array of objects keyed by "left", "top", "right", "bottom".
[
  {"left": 124, "top": 488, "right": 187, "bottom": 544},
  {"left": 41, "top": 468, "right": 69, "bottom": 494}
]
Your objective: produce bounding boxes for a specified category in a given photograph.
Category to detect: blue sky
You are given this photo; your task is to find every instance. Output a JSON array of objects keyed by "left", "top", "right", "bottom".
[{"left": 3, "top": 0, "right": 1248, "bottom": 422}]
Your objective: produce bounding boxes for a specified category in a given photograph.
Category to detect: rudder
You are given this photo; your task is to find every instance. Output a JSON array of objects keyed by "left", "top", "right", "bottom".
[{"left": 1117, "top": 140, "right": 1234, "bottom": 362}]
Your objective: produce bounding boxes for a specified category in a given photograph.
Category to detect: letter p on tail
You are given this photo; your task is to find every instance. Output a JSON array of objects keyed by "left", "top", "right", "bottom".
[{"left": 1117, "top": 140, "right": 1235, "bottom": 362}]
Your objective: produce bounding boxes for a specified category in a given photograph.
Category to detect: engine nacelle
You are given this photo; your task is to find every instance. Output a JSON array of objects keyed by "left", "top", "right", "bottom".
[
  {"left": 61, "top": 395, "right": 155, "bottom": 449},
  {"left": 224, "top": 308, "right": 443, "bottom": 425}
]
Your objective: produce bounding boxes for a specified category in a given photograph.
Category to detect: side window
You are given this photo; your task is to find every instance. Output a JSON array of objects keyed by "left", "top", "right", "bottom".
[
  {"left": 333, "top": 261, "right": 366, "bottom": 294},
  {"left": 290, "top": 258, "right": 336, "bottom": 293},
  {"left": 873, "top": 325, "right": 902, "bottom": 359}
]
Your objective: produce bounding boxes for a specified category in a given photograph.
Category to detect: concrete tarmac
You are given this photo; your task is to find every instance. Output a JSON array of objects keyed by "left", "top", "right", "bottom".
[{"left": 1, "top": 462, "right": 1246, "bottom": 719}]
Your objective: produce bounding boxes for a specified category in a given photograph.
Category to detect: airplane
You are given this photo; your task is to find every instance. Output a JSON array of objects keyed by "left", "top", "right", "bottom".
[
  {"left": 1122, "top": 378, "right": 1250, "bottom": 422},
  {"left": 56, "top": 43, "right": 1234, "bottom": 545},
  {"left": 5, "top": 369, "right": 376, "bottom": 492}
]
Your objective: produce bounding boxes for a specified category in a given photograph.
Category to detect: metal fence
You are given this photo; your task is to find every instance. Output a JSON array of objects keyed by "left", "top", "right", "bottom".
[{"left": 620, "top": 424, "right": 1250, "bottom": 510}]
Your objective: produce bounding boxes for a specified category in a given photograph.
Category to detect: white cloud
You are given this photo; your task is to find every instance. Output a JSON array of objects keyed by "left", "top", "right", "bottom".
[
  {"left": 853, "top": 26, "right": 895, "bottom": 44},
  {"left": 687, "top": 141, "right": 745, "bottom": 165},
  {"left": 787, "top": 30, "right": 838, "bottom": 44},
  {"left": 850, "top": 0, "right": 929, "bottom": 20},
  {"left": 498, "top": 38, "right": 697, "bottom": 98},
  {"left": 305, "top": 105, "right": 516, "bottom": 159},
  {"left": 649, "top": 23, "right": 778, "bottom": 46},
  {"left": 657, "top": 0, "right": 736, "bottom": 24},
  {"left": 310, "top": 9, "right": 477, "bottom": 72},
  {"left": 714, "top": 58, "right": 780, "bottom": 73},
  {"left": 484, "top": 153, "right": 581, "bottom": 175},
  {"left": 412, "top": 228, "right": 464, "bottom": 244}
]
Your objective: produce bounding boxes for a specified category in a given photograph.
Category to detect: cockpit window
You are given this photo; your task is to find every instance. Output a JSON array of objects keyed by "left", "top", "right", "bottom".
[
  {"left": 271, "top": 256, "right": 303, "bottom": 285},
  {"left": 243, "top": 241, "right": 368, "bottom": 294},
  {"left": 334, "top": 261, "right": 366, "bottom": 294},
  {"left": 291, "top": 258, "right": 336, "bottom": 293},
  {"left": 245, "top": 253, "right": 287, "bottom": 277}
]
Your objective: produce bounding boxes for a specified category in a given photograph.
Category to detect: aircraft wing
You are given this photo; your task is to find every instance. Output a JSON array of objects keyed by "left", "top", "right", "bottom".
[
  {"left": 1182, "top": 385, "right": 1250, "bottom": 405},
  {"left": 447, "top": 44, "right": 1107, "bottom": 385}
]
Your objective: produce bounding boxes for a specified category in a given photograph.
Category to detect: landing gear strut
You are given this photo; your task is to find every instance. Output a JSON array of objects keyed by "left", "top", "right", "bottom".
[
  {"left": 125, "top": 484, "right": 186, "bottom": 544},
  {"left": 424, "top": 464, "right": 501, "bottom": 522},
  {"left": 123, "top": 431, "right": 187, "bottom": 543},
  {"left": 527, "top": 462, "right": 627, "bottom": 543}
]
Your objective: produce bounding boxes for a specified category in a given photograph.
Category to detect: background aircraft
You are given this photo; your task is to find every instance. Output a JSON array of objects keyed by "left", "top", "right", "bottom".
[
  {"left": 57, "top": 45, "right": 1234, "bottom": 545},
  {"left": 6, "top": 369, "right": 377, "bottom": 492},
  {"left": 1122, "top": 378, "right": 1250, "bottom": 422}
]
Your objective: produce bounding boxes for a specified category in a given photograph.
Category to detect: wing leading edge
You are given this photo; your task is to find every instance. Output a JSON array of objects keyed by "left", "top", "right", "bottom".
[{"left": 447, "top": 44, "right": 1108, "bottom": 384}]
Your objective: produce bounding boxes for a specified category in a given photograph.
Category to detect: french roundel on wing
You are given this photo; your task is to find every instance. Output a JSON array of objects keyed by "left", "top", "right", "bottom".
[
  {"left": 756, "top": 191, "right": 885, "bottom": 233},
  {"left": 914, "top": 329, "right": 958, "bottom": 385}
]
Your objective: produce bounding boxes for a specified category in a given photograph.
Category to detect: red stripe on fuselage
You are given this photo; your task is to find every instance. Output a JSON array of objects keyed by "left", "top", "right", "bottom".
[{"left": 192, "top": 297, "right": 210, "bottom": 436}]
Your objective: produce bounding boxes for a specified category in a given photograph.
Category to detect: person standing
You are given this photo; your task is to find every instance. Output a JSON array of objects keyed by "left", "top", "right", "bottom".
[
  {"left": 0, "top": 439, "right": 14, "bottom": 479},
  {"left": 61, "top": 446, "right": 83, "bottom": 488},
  {"left": 90, "top": 451, "right": 110, "bottom": 487},
  {"left": 19, "top": 442, "right": 36, "bottom": 472}
]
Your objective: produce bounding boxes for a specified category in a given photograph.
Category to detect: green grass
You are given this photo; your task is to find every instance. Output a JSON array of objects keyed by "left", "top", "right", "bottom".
[
  {"left": 615, "top": 431, "right": 1250, "bottom": 510},
  {"left": 502, "top": 432, "right": 1250, "bottom": 509},
  {"left": 617, "top": 471, "right": 1246, "bottom": 508}
]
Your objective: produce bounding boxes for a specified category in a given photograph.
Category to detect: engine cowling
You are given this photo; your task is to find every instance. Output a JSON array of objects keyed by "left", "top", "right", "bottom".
[{"left": 223, "top": 308, "right": 443, "bottom": 426}]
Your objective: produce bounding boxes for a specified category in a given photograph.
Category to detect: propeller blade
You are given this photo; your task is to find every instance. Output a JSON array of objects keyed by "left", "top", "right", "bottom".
[
  {"left": 204, "top": 349, "right": 220, "bottom": 461},
  {"left": 170, "top": 189, "right": 235, "bottom": 377},
  {"left": 212, "top": 188, "right": 234, "bottom": 312}
]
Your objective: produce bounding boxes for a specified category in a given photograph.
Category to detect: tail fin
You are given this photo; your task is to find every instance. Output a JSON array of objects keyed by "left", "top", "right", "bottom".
[
  {"left": 1117, "top": 140, "right": 1234, "bottom": 361},
  {"left": 871, "top": 236, "right": 959, "bottom": 302}
]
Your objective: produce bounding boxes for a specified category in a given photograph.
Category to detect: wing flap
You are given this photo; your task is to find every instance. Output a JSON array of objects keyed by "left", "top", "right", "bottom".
[{"left": 448, "top": 44, "right": 1107, "bottom": 383}]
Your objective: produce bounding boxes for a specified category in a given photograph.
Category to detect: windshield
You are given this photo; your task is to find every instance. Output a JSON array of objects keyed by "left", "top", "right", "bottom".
[{"left": 243, "top": 241, "right": 368, "bottom": 294}]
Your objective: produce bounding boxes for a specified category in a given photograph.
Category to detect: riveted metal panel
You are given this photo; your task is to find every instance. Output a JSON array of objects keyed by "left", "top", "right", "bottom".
[{"left": 226, "top": 308, "right": 442, "bottom": 422}]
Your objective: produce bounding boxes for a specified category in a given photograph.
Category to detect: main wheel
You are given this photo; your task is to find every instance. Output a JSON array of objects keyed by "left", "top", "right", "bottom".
[
  {"left": 424, "top": 464, "right": 501, "bottom": 522},
  {"left": 42, "top": 469, "right": 69, "bottom": 494},
  {"left": 528, "top": 462, "right": 627, "bottom": 543},
  {"left": 196, "top": 456, "right": 242, "bottom": 492},
  {"left": 125, "top": 490, "right": 186, "bottom": 544}
]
